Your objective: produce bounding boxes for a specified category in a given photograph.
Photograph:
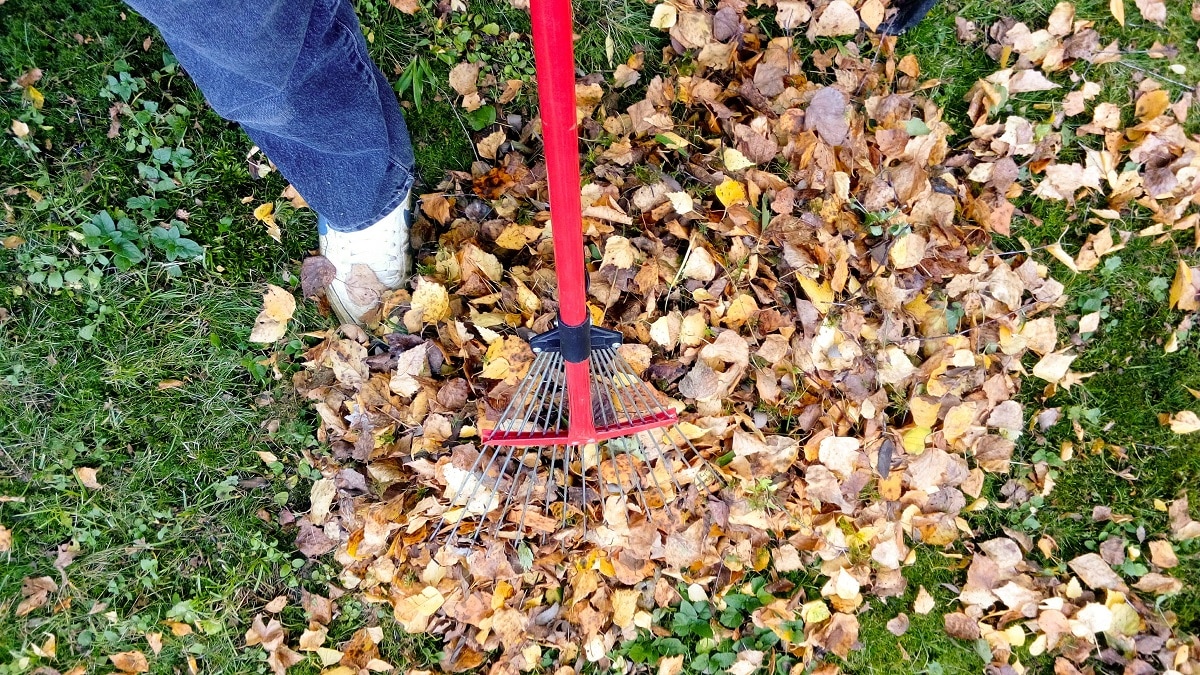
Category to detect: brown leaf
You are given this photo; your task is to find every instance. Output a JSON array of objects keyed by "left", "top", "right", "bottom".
[
  {"left": 419, "top": 192, "right": 453, "bottom": 225},
  {"left": 74, "top": 466, "right": 102, "bottom": 489},
  {"left": 1132, "top": 572, "right": 1182, "bottom": 594},
  {"left": 17, "top": 68, "right": 43, "bottom": 88},
  {"left": 887, "top": 613, "right": 910, "bottom": 636},
  {"left": 264, "top": 595, "right": 288, "bottom": 613},
  {"left": 477, "top": 130, "right": 506, "bottom": 160},
  {"left": 1134, "top": 0, "right": 1166, "bottom": 25},
  {"left": 296, "top": 521, "right": 336, "bottom": 557},
  {"left": 16, "top": 576, "right": 57, "bottom": 617},
  {"left": 448, "top": 62, "right": 480, "bottom": 96},
  {"left": 943, "top": 612, "right": 981, "bottom": 640},
  {"left": 1149, "top": 540, "right": 1179, "bottom": 568},
  {"left": 300, "top": 256, "right": 336, "bottom": 298},
  {"left": 302, "top": 590, "right": 334, "bottom": 625},
  {"left": 1068, "top": 552, "right": 1125, "bottom": 590},
  {"left": 108, "top": 651, "right": 149, "bottom": 674},
  {"left": 146, "top": 632, "right": 163, "bottom": 656},
  {"left": 389, "top": 0, "right": 420, "bottom": 14},
  {"left": 805, "top": 88, "right": 849, "bottom": 146}
]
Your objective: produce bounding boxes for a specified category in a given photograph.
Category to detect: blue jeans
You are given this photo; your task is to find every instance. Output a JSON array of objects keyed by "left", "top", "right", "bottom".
[{"left": 125, "top": 0, "right": 415, "bottom": 233}]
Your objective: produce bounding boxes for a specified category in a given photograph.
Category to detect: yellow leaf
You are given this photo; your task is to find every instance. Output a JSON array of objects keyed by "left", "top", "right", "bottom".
[
  {"left": 248, "top": 284, "right": 296, "bottom": 343},
  {"left": 722, "top": 148, "right": 755, "bottom": 171},
  {"left": 1169, "top": 259, "right": 1197, "bottom": 311},
  {"left": 714, "top": 178, "right": 747, "bottom": 207},
  {"left": 253, "top": 202, "right": 281, "bottom": 243},
  {"left": 253, "top": 202, "right": 275, "bottom": 224},
  {"left": 1135, "top": 89, "right": 1170, "bottom": 122},
  {"left": 723, "top": 293, "right": 758, "bottom": 328},
  {"left": 1032, "top": 350, "right": 1076, "bottom": 384},
  {"left": 316, "top": 648, "right": 344, "bottom": 666},
  {"left": 494, "top": 222, "right": 540, "bottom": 250},
  {"left": 902, "top": 426, "right": 931, "bottom": 454},
  {"left": 1110, "top": 0, "right": 1125, "bottom": 25},
  {"left": 26, "top": 86, "right": 45, "bottom": 110},
  {"left": 650, "top": 3, "right": 677, "bottom": 29},
  {"left": 942, "top": 403, "right": 976, "bottom": 444},
  {"left": 797, "top": 276, "right": 834, "bottom": 314},
  {"left": 1046, "top": 243, "right": 1080, "bottom": 273},
  {"left": 800, "top": 600, "right": 831, "bottom": 624},
  {"left": 410, "top": 278, "right": 451, "bottom": 324},
  {"left": 890, "top": 233, "right": 927, "bottom": 270}
]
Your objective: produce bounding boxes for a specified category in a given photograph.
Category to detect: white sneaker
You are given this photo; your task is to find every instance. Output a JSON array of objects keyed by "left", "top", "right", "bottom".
[{"left": 318, "top": 192, "right": 412, "bottom": 326}]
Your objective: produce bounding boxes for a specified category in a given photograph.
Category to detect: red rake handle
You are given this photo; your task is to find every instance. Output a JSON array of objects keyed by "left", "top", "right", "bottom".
[
  {"left": 530, "top": 0, "right": 589, "bottom": 327},
  {"left": 530, "top": 0, "right": 598, "bottom": 440}
]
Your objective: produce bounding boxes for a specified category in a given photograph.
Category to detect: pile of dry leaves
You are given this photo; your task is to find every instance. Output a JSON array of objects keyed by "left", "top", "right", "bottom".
[{"left": 267, "top": 0, "right": 1200, "bottom": 673}]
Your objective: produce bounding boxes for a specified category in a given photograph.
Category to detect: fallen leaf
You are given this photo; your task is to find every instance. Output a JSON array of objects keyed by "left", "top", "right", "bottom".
[
  {"left": 16, "top": 576, "right": 57, "bottom": 617},
  {"left": 943, "top": 612, "right": 981, "bottom": 640},
  {"left": 109, "top": 651, "right": 149, "bottom": 674},
  {"left": 715, "top": 178, "right": 747, "bottom": 208},
  {"left": 300, "top": 256, "right": 337, "bottom": 298},
  {"left": 807, "top": 0, "right": 859, "bottom": 37},
  {"left": 650, "top": 3, "right": 677, "bottom": 29},
  {"left": 389, "top": 0, "right": 420, "bottom": 14},
  {"left": 914, "top": 586, "right": 935, "bottom": 614},
  {"left": 887, "top": 613, "right": 910, "bottom": 636},
  {"left": 1069, "top": 553, "right": 1125, "bottom": 590},
  {"left": 1168, "top": 411, "right": 1200, "bottom": 434},
  {"left": 449, "top": 62, "right": 480, "bottom": 96},
  {"left": 409, "top": 278, "right": 451, "bottom": 324},
  {"left": 254, "top": 202, "right": 281, "bottom": 243},
  {"left": 75, "top": 466, "right": 102, "bottom": 489},
  {"left": 248, "top": 284, "right": 296, "bottom": 343},
  {"left": 805, "top": 87, "right": 849, "bottom": 146}
]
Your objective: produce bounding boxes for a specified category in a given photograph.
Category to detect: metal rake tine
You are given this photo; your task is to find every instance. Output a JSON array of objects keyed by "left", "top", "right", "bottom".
[
  {"left": 603, "top": 350, "right": 679, "bottom": 502},
  {"left": 465, "top": 443, "right": 518, "bottom": 542},
  {"left": 539, "top": 443, "right": 559, "bottom": 547},
  {"left": 598, "top": 350, "right": 686, "bottom": 495},
  {"left": 594, "top": 349, "right": 669, "bottom": 505},
  {"left": 435, "top": 353, "right": 552, "bottom": 543},
  {"left": 610, "top": 353, "right": 695, "bottom": 476},
  {"left": 515, "top": 446, "right": 541, "bottom": 537},
  {"left": 509, "top": 352, "right": 560, "bottom": 439},
  {"left": 558, "top": 443, "right": 574, "bottom": 533},
  {"left": 485, "top": 444, "right": 537, "bottom": 541},
  {"left": 468, "top": 359, "right": 563, "bottom": 542},
  {"left": 429, "top": 353, "right": 553, "bottom": 543},
  {"left": 589, "top": 359, "right": 633, "bottom": 507},
  {"left": 592, "top": 353, "right": 655, "bottom": 510}
]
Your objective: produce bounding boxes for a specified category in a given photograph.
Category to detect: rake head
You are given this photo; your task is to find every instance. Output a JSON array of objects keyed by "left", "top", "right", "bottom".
[{"left": 431, "top": 324, "right": 712, "bottom": 545}]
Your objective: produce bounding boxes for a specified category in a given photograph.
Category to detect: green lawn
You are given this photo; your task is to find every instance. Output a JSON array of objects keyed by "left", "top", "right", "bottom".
[{"left": 2, "top": 0, "right": 1198, "bottom": 673}]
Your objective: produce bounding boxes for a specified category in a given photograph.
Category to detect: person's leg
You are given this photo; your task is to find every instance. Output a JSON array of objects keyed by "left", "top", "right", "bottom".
[{"left": 125, "top": 0, "right": 414, "bottom": 322}]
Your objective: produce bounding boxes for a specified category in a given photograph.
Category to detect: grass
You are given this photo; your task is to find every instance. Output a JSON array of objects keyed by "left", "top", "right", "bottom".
[{"left": 2, "top": 0, "right": 1199, "bottom": 673}]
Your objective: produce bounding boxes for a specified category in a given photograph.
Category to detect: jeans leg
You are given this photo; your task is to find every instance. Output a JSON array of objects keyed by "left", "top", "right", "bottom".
[{"left": 124, "top": 0, "right": 415, "bottom": 232}]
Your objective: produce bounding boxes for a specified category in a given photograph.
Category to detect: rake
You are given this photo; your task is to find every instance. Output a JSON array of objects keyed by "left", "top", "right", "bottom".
[{"left": 431, "top": 0, "right": 712, "bottom": 545}]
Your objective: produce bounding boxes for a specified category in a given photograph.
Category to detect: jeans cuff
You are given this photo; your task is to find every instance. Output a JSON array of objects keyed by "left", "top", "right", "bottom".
[{"left": 323, "top": 162, "right": 415, "bottom": 233}]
